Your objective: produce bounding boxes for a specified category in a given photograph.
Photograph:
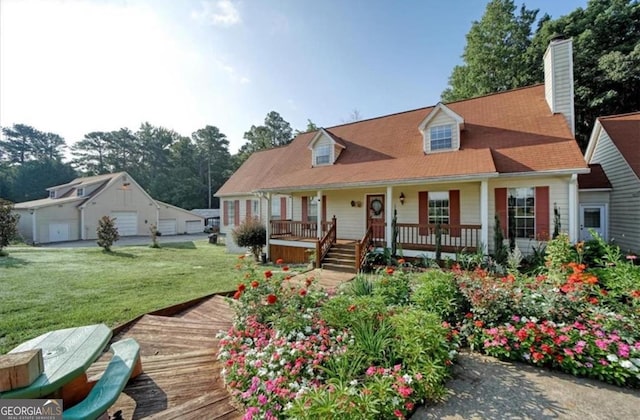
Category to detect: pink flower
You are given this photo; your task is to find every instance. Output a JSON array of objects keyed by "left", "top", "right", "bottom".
[
  {"left": 394, "top": 409, "right": 404, "bottom": 418},
  {"left": 595, "top": 339, "right": 608, "bottom": 350},
  {"left": 618, "top": 343, "right": 630, "bottom": 358},
  {"left": 366, "top": 366, "right": 377, "bottom": 376},
  {"left": 258, "top": 394, "right": 267, "bottom": 405}
]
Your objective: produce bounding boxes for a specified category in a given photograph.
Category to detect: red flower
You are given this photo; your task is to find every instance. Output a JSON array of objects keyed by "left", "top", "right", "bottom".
[
  {"left": 282, "top": 266, "right": 289, "bottom": 271},
  {"left": 532, "top": 352, "right": 544, "bottom": 362},
  {"left": 266, "top": 294, "right": 277, "bottom": 304},
  {"left": 251, "top": 281, "right": 259, "bottom": 288},
  {"left": 299, "top": 289, "right": 307, "bottom": 297},
  {"left": 276, "top": 258, "right": 284, "bottom": 264},
  {"left": 264, "top": 270, "right": 273, "bottom": 279},
  {"left": 394, "top": 409, "right": 404, "bottom": 419},
  {"left": 238, "top": 255, "right": 245, "bottom": 259},
  {"left": 397, "top": 258, "right": 405, "bottom": 264},
  {"left": 233, "top": 290, "right": 242, "bottom": 300},
  {"left": 347, "top": 304, "right": 357, "bottom": 312},
  {"left": 237, "top": 283, "right": 246, "bottom": 292},
  {"left": 305, "top": 277, "right": 314, "bottom": 286},
  {"left": 474, "top": 320, "right": 484, "bottom": 328},
  {"left": 588, "top": 297, "right": 599, "bottom": 305},
  {"left": 285, "top": 275, "right": 292, "bottom": 280},
  {"left": 386, "top": 267, "right": 394, "bottom": 275},
  {"left": 465, "top": 312, "right": 473, "bottom": 319},
  {"left": 631, "top": 290, "right": 640, "bottom": 299}
]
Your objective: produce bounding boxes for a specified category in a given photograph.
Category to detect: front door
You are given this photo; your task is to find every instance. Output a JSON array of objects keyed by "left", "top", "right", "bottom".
[
  {"left": 367, "top": 194, "right": 385, "bottom": 242},
  {"left": 579, "top": 204, "right": 606, "bottom": 241}
]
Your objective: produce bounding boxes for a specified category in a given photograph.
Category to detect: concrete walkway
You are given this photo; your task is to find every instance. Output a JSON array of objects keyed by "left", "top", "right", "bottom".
[{"left": 412, "top": 351, "right": 640, "bottom": 420}]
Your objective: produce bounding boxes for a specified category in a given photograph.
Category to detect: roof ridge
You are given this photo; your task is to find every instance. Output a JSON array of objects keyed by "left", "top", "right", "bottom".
[
  {"left": 598, "top": 111, "right": 640, "bottom": 120},
  {"left": 323, "top": 84, "right": 544, "bottom": 131}
]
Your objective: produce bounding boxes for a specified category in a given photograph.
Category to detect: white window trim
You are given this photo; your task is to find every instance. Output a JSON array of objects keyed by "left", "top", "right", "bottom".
[
  {"left": 77, "top": 188, "right": 85, "bottom": 197},
  {"left": 428, "top": 191, "right": 450, "bottom": 225},
  {"left": 429, "top": 124, "right": 453, "bottom": 152},
  {"left": 49, "top": 190, "right": 56, "bottom": 199},
  {"left": 228, "top": 200, "right": 236, "bottom": 226},
  {"left": 314, "top": 144, "right": 332, "bottom": 166}
]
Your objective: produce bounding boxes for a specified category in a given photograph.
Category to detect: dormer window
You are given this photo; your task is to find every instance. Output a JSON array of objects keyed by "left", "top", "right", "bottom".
[
  {"left": 418, "top": 103, "right": 464, "bottom": 154},
  {"left": 77, "top": 188, "right": 85, "bottom": 197},
  {"left": 315, "top": 145, "right": 331, "bottom": 165},
  {"left": 49, "top": 190, "right": 56, "bottom": 199},
  {"left": 430, "top": 125, "right": 453, "bottom": 150}
]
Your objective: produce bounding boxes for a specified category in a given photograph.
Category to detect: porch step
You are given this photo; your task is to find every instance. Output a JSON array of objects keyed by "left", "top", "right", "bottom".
[
  {"left": 321, "top": 243, "right": 357, "bottom": 273},
  {"left": 322, "top": 263, "right": 356, "bottom": 273}
]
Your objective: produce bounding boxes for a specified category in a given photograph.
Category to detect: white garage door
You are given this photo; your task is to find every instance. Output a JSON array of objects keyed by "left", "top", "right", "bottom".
[
  {"left": 185, "top": 220, "right": 203, "bottom": 234},
  {"left": 111, "top": 212, "right": 137, "bottom": 236},
  {"left": 49, "top": 223, "right": 70, "bottom": 242},
  {"left": 158, "top": 219, "right": 177, "bottom": 235}
]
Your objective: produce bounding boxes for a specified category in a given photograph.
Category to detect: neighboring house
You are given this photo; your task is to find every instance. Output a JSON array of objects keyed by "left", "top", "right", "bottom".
[
  {"left": 14, "top": 172, "right": 204, "bottom": 244},
  {"left": 216, "top": 38, "right": 588, "bottom": 271},
  {"left": 583, "top": 112, "right": 640, "bottom": 252}
]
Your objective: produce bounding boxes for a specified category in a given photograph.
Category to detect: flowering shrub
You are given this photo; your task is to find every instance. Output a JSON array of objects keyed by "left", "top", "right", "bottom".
[
  {"left": 219, "top": 257, "right": 459, "bottom": 419},
  {"left": 457, "top": 233, "right": 640, "bottom": 388},
  {"left": 475, "top": 315, "right": 640, "bottom": 386}
]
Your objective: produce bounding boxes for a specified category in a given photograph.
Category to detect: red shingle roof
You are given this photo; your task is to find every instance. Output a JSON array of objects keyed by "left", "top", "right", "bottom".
[
  {"left": 218, "top": 85, "right": 587, "bottom": 195},
  {"left": 578, "top": 164, "right": 612, "bottom": 189},
  {"left": 598, "top": 112, "right": 640, "bottom": 179}
]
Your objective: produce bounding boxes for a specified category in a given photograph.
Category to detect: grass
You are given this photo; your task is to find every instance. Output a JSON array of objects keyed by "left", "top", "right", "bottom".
[{"left": 0, "top": 240, "right": 241, "bottom": 354}]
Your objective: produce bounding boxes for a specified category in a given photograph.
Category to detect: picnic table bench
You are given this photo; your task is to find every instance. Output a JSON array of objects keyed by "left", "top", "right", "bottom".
[{"left": 0, "top": 324, "right": 142, "bottom": 420}]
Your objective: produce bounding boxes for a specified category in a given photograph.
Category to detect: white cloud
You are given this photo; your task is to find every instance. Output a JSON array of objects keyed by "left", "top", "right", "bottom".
[
  {"left": 191, "top": 0, "right": 241, "bottom": 27},
  {"left": 215, "top": 59, "right": 250, "bottom": 85}
]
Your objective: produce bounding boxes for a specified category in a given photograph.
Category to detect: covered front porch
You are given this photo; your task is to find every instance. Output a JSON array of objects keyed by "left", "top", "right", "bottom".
[{"left": 264, "top": 181, "right": 490, "bottom": 271}]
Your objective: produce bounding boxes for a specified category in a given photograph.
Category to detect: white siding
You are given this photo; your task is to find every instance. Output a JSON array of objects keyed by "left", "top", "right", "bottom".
[
  {"left": 590, "top": 130, "right": 640, "bottom": 252},
  {"left": 579, "top": 191, "right": 610, "bottom": 205},
  {"left": 423, "top": 110, "right": 460, "bottom": 154},
  {"left": 488, "top": 176, "right": 571, "bottom": 255},
  {"left": 544, "top": 39, "right": 574, "bottom": 134}
]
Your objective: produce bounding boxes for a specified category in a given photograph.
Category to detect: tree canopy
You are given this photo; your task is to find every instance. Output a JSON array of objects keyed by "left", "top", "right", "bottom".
[
  {"left": 442, "top": 0, "right": 640, "bottom": 149},
  {"left": 234, "top": 111, "right": 293, "bottom": 168}
]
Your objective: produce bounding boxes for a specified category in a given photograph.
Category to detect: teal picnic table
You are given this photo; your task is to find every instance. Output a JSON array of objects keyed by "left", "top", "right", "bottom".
[{"left": 0, "top": 324, "right": 112, "bottom": 400}]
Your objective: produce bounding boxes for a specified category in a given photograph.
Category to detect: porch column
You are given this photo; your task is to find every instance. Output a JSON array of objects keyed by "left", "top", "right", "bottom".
[
  {"left": 265, "top": 193, "right": 272, "bottom": 259},
  {"left": 80, "top": 207, "right": 85, "bottom": 240},
  {"left": 386, "top": 186, "right": 393, "bottom": 248},
  {"left": 316, "top": 190, "right": 323, "bottom": 238},
  {"left": 568, "top": 174, "right": 578, "bottom": 242},
  {"left": 480, "top": 179, "right": 489, "bottom": 254}
]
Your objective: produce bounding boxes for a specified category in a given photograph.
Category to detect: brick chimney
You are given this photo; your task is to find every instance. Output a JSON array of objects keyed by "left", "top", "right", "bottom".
[{"left": 544, "top": 36, "right": 575, "bottom": 136}]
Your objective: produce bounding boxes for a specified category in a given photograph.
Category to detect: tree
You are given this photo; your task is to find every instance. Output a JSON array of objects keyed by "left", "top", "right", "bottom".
[
  {"left": 442, "top": 0, "right": 539, "bottom": 102},
  {"left": 442, "top": 0, "right": 640, "bottom": 150},
  {"left": 71, "top": 131, "right": 112, "bottom": 174},
  {"left": 1, "top": 124, "right": 39, "bottom": 163},
  {"left": 524, "top": 0, "right": 640, "bottom": 148},
  {"left": 235, "top": 111, "right": 293, "bottom": 167},
  {"left": 11, "top": 160, "right": 76, "bottom": 202},
  {"left": 294, "top": 119, "right": 319, "bottom": 135},
  {"left": 0, "top": 199, "right": 20, "bottom": 256},
  {"left": 96, "top": 215, "right": 119, "bottom": 252},
  {"left": 192, "top": 125, "right": 231, "bottom": 208}
]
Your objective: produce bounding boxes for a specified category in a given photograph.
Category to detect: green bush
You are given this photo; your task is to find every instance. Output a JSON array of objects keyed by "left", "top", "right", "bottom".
[
  {"left": 232, "top": 217, "right": 266, "bottom": 261},
  {"left": 96, "top": 215, "right": 119, "bottom": 252},
  {"left": 411, "top": 270, "right": 464, "bottom": 323},
  {"left": 320, "top": 295, "right": 387, "bottom": 330},
  {"left": 373, "top": 269, "right": 411, "bottom": 306},
  {"left": 0, "top": 199, "right": 19, "bottom": 255}
]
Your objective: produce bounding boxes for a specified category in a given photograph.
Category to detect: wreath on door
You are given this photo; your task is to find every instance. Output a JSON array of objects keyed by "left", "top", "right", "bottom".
[{"left": 370, "top": 199, "right": 383, "bottom": 216}]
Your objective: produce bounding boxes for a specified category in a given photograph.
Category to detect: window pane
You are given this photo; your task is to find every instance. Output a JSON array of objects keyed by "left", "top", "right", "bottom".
[
  {"left": 430, "top": 125, "right": 452, "bottom": 150},
  {"left": 584, "top": 208, "right": 601, "bottom": 228},
  {"left": 507, "top": 187, "right": 535, "bottom": 239}
]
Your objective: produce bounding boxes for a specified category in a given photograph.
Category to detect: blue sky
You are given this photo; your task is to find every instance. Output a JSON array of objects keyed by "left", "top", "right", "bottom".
[{"left": 0, "top": 0, "right": 588, "bottom": 154}]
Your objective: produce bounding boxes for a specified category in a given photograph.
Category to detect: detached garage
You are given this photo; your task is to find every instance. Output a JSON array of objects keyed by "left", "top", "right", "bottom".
[{"left": 13, "top": 172, "right": 204, "bottom": 244}]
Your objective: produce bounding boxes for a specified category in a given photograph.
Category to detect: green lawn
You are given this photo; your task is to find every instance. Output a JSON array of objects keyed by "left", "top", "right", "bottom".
[{"left": 0, "top": 240, "right": 240, "bottom": 354}]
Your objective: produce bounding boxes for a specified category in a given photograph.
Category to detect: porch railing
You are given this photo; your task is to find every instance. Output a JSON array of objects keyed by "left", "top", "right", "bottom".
[
  {"left": 355, "top": 225, "right": 373, "bottom": 272},
  {"left": 395, "top": 223, "right": 481, "bottom": 252},
  {"left": 316, "top": 216, "right": 337, "bottom": 268},
  {"left": 270, "top": 220, "right": 328, "bottom": 239}
]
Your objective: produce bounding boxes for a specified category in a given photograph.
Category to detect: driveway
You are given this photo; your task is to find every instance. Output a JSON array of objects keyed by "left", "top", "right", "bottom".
[
  {"left": 39, "top": 233, "right": 214, "bottom": 248},
  {"left": 412, "top": 351, "right": 640, "bottom": 419}
]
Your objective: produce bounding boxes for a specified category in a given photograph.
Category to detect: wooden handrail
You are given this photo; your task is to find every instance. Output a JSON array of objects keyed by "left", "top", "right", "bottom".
[
  {"left": 355, "top": 225, "right": 373, "bottom": 272},
  {"left": 270, "top": 220, "right": 320, "bottom": 239},
  {"left": 395, "top": 223, "right": 481, "bottom": 251},
  {"left": 316, "top": 216, "right": 337, "bottom": 268}
]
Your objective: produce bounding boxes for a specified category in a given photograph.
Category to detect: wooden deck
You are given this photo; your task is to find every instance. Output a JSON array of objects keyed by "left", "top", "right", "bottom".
[{"left": 85, "top": 270, "right": 355, "bottom": 419}]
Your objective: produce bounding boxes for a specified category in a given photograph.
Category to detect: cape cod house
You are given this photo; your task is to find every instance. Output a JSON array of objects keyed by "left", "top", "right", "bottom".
[
  {"left": 216, "top": 38, "right": 589, "bottom": 271},
  {"left": 582, "top": 112, "right": 640, "bottom": 252},
  {"left": 14, "top": 172, "right": 204, "bottom": 244}
]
